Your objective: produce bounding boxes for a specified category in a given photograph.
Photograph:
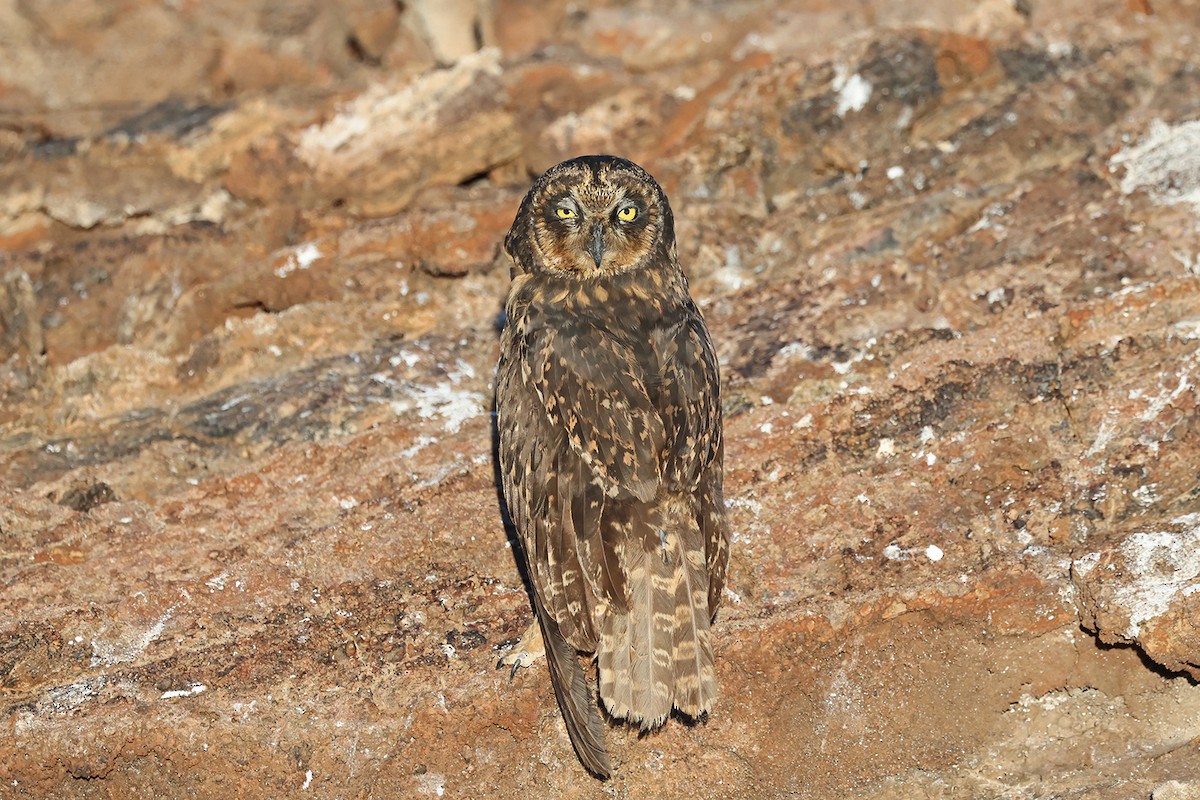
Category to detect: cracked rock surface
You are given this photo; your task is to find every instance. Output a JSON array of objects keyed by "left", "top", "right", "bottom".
[{"left": 2, "top": 1, "right": 1200, "bottom": 797}]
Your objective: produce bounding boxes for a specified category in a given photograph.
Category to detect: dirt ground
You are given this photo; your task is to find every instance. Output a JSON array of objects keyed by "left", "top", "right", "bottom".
[{"left": 2, "top": 1, "right": 1200, "bottom": 797}]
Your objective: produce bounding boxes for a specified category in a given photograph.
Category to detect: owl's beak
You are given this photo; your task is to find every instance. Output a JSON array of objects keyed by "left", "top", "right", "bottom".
[{"left": 587, "top": 222, "right": 605, "bottom": 268}]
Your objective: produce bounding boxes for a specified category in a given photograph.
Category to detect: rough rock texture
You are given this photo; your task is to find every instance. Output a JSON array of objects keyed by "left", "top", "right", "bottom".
[
  {"left": 1075, "top": 513, "right": 1200, "bottom": 680},
  {"left": 294, "top": 48, "right": 522, "bottom": 216},
  {"left": 2, "top": 1, "right": 1200, "bottom": 798}
]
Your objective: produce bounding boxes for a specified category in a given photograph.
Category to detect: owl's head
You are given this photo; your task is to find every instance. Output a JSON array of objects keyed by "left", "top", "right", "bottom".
[{"left": 504, "top": 155, "right": 677, "bottom": 277}]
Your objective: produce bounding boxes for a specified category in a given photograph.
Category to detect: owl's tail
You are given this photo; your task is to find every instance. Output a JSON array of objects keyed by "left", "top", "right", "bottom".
[{"left": 597, "top": 500, "right": 718, "bottom": 729}]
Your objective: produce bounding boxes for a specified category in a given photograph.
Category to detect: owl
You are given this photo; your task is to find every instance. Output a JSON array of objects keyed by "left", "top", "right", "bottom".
[{"left": 495, "top": 155, "right": 729, "bottom": 778}]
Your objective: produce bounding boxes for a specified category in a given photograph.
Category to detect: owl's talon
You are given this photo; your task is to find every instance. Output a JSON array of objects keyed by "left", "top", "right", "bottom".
[{"left": 497, "top": 621, "right": 546, "bottom": 681}]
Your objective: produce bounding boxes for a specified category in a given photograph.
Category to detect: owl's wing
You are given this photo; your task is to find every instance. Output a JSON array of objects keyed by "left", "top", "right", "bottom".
[
  {"left": 528, "top": 322, "right": 666, "bottom": 503},
  {"left": 521, "top": 319, "right": 668, "bottom": 628},
  {"left": 496, "top": 351, "right": 613, "bottom": 779},
  {"left": 656, "top": 309, "right": 722, "bottom": 489},
  {"left": 655, "top": 304, "right": 729, "bottom": 616}
]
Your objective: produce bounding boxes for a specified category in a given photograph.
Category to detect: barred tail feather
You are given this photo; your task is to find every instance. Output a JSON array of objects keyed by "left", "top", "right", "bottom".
[
  {"left": 598, "top": 501, "right": 714, "bottom": 730},
  {"left": 630, "top": 538, "right": 677, "bottom": 729},
  {"left": 598, "top": 544, "right": 675, "bottom": 730},
  {"left": 670, "top": 517, "right": 718, "bottom": 717},
  {"left": 598, "top": 609, "right": 631, "bottom": 717}
]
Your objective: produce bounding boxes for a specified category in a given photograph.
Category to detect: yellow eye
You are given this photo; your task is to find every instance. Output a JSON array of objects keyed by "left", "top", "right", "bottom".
[
  {"left": 617, "top": 206, "right": 638, "bottom": 222},
  {"left": 555, "top": 207, "right": 576, "bottom": 219}
]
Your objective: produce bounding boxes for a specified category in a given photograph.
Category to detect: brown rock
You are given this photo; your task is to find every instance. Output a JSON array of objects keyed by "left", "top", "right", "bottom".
[
  {"left": 345, "top": 3, "right": 403, "bottom": 62},
  {"left": 408, "top": 0, "right": 489, "bottom": 64},
  {"left": 221, "top": 135, "right": 304, "bottom": 205},
  {"left": 579, "top": 6, "right": 750, "bottom": 72},
  {"left": 209, "top": 45, "right": 322, "bottom": 95},
  {"left": 933, "top": 32, "right": 997, "bottom": 87},
  {"left": 537, "top": 87, "right": 665, "bottom": 166},
  {"left": 1155, "top": 782, "right": 1200, "bottom": 800},
  {"left": 493, "top": 0, "right": 568, "bottom": 56},
  {"left": 501, "top": 59, "right": 635, "bottom": 173},
  {"left": 0, "top": 270, "right": 43, "bottom": 362},
  {"left": 1074, "top": 515, "right": 1200, "bottom": 679},
  {"left": 0, "top": 1, "right": 219, "bottom": 136},
  {"left": 294, "top": 48, "right": 521, "bottom": 215}
]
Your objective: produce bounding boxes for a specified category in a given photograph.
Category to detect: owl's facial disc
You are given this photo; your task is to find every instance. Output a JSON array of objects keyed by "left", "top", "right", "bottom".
[{"left": 542, "top": 189, "right": 651, "bottom": 274}]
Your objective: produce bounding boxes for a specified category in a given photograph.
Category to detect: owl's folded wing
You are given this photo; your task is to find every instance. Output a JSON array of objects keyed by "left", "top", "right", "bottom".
[
  {"left": 525, "top": 324, "right": 666, "bottom": 502},
  {"left": 654, "top": 308, "right": 723, "bottom": 489},
  {"left": 658, "top": 308, "right": 729, "bottom": 616}
]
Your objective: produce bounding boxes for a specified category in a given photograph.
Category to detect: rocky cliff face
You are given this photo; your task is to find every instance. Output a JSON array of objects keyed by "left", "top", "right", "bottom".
[{"left": 2, "top": 1, "right": 1199, "bottom": 797}]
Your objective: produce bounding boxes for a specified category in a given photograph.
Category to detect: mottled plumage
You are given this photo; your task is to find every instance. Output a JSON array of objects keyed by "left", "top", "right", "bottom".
[{"left": 495, "top": 155, "right": 729, "bottom": 778}]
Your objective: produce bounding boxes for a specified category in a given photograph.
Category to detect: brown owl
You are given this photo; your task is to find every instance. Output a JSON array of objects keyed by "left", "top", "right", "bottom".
[{"left": 495, "top": 155, "right": 729, "bottom": 778}]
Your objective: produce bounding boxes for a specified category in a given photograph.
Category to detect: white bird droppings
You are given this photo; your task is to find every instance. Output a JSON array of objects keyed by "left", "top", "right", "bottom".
[
  {"left": 160, "top": 683, "right": 207, "bottom": 700},
  {"left": 834, "top": 70, "right": 873, "bottom": 117}
]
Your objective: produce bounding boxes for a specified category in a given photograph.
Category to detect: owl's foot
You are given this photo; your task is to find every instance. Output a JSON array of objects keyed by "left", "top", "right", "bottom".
[{"left": 496, "top": 621, "right": 545, "bottom": 681}]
